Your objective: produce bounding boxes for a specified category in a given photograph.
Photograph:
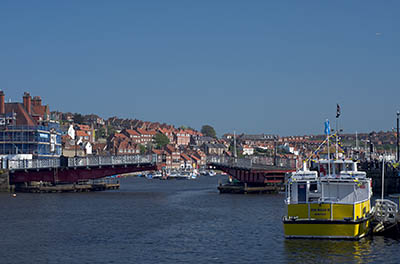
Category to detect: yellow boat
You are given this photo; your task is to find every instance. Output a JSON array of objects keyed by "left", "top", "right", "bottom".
[{"left": 283, "top": 159, "right": 373, "bottom": 239}]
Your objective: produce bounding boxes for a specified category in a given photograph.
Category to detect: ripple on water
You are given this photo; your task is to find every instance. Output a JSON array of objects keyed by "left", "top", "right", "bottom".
[{"left": 0, "top": 176, "right": 399, "bottom": 264}]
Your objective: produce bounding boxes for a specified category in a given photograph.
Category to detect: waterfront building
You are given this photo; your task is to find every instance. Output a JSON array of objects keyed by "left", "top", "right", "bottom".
[
  {"left": 0, "top": 91, "right": 62, "bottom": 158},
  {"left": 242, "top": 145, "right": 254, "bottom": 155},
  {"left": 203, "top": 143, "right": 227, "bottom": 156},
  {"left": 174, "top": 129, "right": 190, "bottom": 146},
  {"left": 135, "top": 128, "right": 156, "bottom": 144}
]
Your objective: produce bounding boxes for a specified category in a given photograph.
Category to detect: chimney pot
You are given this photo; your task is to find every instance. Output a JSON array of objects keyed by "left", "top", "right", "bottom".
[{"left": 0, "top": 91, "right": 5, "bottom": 115}]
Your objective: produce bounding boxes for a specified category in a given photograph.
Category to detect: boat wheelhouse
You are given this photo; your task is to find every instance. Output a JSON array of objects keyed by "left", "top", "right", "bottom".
[{"left": 283, "top": 159, "right": 373, "bottom": 239}]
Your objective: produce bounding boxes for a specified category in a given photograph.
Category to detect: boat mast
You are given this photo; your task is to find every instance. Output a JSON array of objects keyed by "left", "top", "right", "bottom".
[
  {"left": 335, "top": 104, "right": 340, "bottom": 160},
  {"left": 233, "top": 130, "right": 237, "bottom": 158},
  {"left": 381, "top": 157, "right": 385, "bottom": 200},
  {"left": 356, "top": 131, "right": 358, "bottom": 150}
]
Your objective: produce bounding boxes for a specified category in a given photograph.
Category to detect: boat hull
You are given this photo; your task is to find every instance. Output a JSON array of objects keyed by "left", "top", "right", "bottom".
[{"left": 283, "top": 217, "right": 371, "bottom": 239}]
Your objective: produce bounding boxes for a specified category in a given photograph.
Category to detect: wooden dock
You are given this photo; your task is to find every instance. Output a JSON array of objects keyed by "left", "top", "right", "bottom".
[
  {"left": 15, "top": 182, "right": 120, "bottom": 193},
  {"left": 218, "top": 182, "right": 284, "bottom": 194}
]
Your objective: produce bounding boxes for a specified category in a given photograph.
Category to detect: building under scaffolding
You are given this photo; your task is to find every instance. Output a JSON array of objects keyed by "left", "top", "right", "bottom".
[
  {"left": 0, "top": 91, "right": 62, "bottom": 158},
  {"left": 0, "top": 124, "right": 62, "bottom": 158}
]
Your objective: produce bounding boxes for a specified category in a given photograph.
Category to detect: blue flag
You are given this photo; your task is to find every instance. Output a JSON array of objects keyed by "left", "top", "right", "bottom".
[{"left": 324, "top": 120, "right": 330, "bottom": 135}]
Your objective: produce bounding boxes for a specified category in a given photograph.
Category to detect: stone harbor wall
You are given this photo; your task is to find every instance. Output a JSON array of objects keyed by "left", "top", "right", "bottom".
[{"left": 0, "top": 170, "right": 10, "bottom": 192}]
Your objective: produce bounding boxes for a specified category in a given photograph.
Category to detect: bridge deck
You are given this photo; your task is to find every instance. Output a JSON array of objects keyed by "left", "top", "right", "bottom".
[
  {"left": 207, "top": 156, "right": 295, "bottom": 184},
  {"left": 5, "top": 155, "right": 158, "bottom": 184}
]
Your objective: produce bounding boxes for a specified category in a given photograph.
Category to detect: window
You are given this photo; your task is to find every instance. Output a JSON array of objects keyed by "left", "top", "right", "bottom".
[
  {"left": 298, "top": 184, "right": 306, "bottom": 202},
  {"left": 309, "top": 183, "right": 318, "bottom": 193}
]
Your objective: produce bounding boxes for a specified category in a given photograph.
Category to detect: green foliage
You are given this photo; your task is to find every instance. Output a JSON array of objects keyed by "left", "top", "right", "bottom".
[
  {"left": 73, "top": 113, "right": 84, "bottom": 124},
  {"left": 254, "top": 147, "right": 273, "bottom": 156},
  {"left": 201, "top": 125, "right": 216, "bottom": 138},
  {"left": 96, "top": 127, "right": 107, "bottom": 140},
  {"left": 139, "top": 144, "right": 147, "bottom": 154},
  {"left": 228, "top": 143, "right": 244, "bottom": 158},
  {"left": 107, "top": 126, "right": 116, "bottom": 137},
  {"left": 154, "top": 133, "right": 170, "bottom": 149}
]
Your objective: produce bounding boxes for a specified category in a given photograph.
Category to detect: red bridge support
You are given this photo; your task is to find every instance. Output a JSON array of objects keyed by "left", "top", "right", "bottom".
[{"left": 209, "top": 163, "right": 295, "bottom": 185}]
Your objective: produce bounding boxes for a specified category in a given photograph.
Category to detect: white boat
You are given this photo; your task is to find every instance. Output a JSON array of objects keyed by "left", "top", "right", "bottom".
[
  {"left": 208, "top": 170, "right": 216, "bottom": 177},
  {"left": 152, "top": 171, "right": 162, "bottom": 179},
  {"left": 283, "top": 117, "right": 373, "bottom": 240},
  {"left": 283, "top": 159, "right": 373, "bottom": 239}
]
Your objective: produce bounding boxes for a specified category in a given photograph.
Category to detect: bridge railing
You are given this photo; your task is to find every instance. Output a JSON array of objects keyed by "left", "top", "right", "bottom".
[
  {"left": 207, "top": 155, "right": 296, "bottom": 169},
  {"left": 6, "top": 158, "right": 60, "bottom": 170},
  {"left": 4, "top": 154, "right": 157, "bottom": 170},
  {"left": 67, "top": 154, "right": 155, "bottom": 167},
  {"left": 207, "top": 156, "right": 252, "bottom": 169}
]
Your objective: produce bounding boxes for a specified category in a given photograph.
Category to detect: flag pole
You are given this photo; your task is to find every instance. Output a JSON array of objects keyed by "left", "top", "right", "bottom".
[
  {"left": 325, "top": 119, "right": 331, "bottom": 176},
  {"left": 327, "top": 132, "right": 331, "bottom": 176},
  {"left": 381, "top": 157, "right": 385, "bottom": 200}
]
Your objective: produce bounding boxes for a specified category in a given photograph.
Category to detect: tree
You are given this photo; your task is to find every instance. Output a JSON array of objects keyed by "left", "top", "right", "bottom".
[
  {"left": 96, "top": 127, "right": 107, "bottom": 140},
  {"left": 139, "top": 144, "right": 147, "bottom": 154},
  {"left": 154, "top": 133, "right": 170, "bottom": 149},
  {"left": 201, "top": 125, "right": 216, "bottom": 138},
  {"left": 73, "top": 113, "right": 84, "bottom": 124},
  {"left": 107, "top": 125, "right": 116, "bottom": 137}
]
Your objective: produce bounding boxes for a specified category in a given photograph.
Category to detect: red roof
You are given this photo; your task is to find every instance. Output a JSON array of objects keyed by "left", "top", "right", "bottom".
[
  {"left": 152, "top": 149, "right": 165, "bottom": 155},
  {"left": 125, "top": 129, "right": 139, "bottom": 136},
  {"left": 114, "top": 133, "right": 128, "bottom": 139},
  {"left": 190, "top": 154, "right": 200, "bottom": 161},
  {"left": 136, "top": 128, "right": 157, "bottom": 136},
  {"left": 76, "top": 130, "right": 89, "bottom": 137},
  {"left": 5, "top": 103, "right": 36, "bottom": 126},
  {"left": 181, "top": 153, "right": 191, "bottom": 161},
  {"left": 77, "top": 124, "right": 91, "bottom": 131}
]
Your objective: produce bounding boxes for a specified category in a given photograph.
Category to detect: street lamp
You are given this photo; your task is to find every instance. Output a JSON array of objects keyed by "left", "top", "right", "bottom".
[{"left": 397, "top": 111, "right": 399, "bottom": 162}]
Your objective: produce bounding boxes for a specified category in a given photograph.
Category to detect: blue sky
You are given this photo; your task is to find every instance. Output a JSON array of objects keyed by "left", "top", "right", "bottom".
[{"left": 1, "top": 1, "right": 399, "bottom": 136}]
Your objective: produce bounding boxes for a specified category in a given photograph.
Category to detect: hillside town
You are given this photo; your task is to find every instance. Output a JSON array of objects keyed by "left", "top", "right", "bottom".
[{"left": 1, "top": 92, "right": 398, "bottom": 169}]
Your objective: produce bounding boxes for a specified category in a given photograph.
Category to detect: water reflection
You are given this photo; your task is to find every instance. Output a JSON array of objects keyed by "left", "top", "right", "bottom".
[{"left": 284, "top": 238, "right": 373, "bottom": 264}]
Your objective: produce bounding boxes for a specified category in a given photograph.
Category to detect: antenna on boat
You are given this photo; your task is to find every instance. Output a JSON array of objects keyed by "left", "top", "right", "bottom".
[
  {"left": 335, "top": 104, "right": 340, "bottom": 160},
  {"left": 325, "top": 119, "right": 331, "bottom": 176}
]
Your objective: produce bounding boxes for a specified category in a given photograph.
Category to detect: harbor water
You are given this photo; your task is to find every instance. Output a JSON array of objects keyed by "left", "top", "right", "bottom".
[{"left": 0, "top": 175, "right": 399, "bottom": 264}]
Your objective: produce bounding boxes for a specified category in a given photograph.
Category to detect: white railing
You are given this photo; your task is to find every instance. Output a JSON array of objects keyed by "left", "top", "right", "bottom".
[
  {"left": 207, "top": 156, "right": 252, "bottom": 169},
  {"left": 4, "top": 154, "right": 156, "bottom": 170},
  {"left": 6, "top": 158, "right": 60, "bottom": 170},
  {"left": 67, "top": 154, "right": 155, "bottom": 167},
  {"left": 374, "top": 199, "right": 399, "bottom": 224},
  {"left": 207, "top": 155, "right": 295, "bottom": 169}
]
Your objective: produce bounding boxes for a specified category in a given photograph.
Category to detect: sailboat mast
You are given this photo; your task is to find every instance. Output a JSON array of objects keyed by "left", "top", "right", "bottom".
[
  {"left": 335, "top": 104, "right": 340, "bottom": 160},
  {"left": 336, "top": 118, "right": 338, "bottom": 160},
  {"left": 233, "top": 130, "right": 237, "bottom": 158},
  {"left": 327, "top": 133, "right": 331, "bottom": 176},
  {"left": 381, "top": 158, "right": 385, "bottom": 200}
]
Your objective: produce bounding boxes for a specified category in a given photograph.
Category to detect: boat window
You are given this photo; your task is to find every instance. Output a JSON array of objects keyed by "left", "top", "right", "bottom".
[
  {"left": 309, "top": 183, "right": 318, "bottom": 193},
  {"left": 335, "top": 163, "right": 342, "bottom": 175},
  {"left": 298, "top": 184, "right": 306, "bottom": 202},
  {"left": 343, "top": 163, "right": 354, "bottom": 171},
  {"left": 319, "top": 164, "right": 328, "bottom": 176}
]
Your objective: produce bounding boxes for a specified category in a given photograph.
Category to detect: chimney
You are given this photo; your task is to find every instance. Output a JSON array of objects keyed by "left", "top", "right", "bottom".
[
  {"left": 23, "top": 92, "right": 31, "bottom": 115},
  {"left": 44, "top": 105, "right": 49, "bottom": 120},
  {"left": 32, "top": 96, "right": 42, "bottom": 106},
  {"left": 0, "top": 91, "right": 4, "bottom": 114}
]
